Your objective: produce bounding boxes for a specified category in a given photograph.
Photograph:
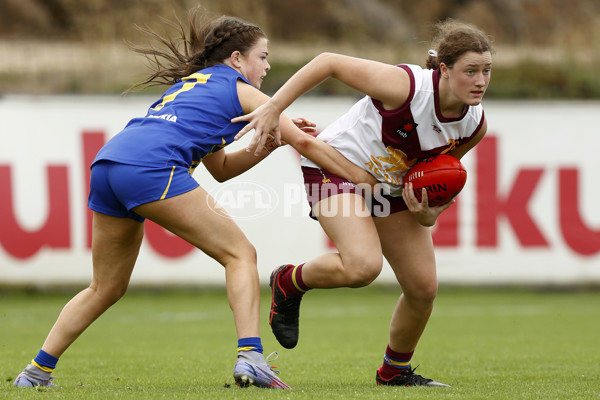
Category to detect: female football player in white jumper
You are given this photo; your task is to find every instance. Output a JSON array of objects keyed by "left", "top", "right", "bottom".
[{"left": 234, "top": 19, "right": 492, "bottom": 387}]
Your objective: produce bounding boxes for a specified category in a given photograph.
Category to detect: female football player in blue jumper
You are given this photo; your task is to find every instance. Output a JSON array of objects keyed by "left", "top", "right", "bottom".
[
  {"left": 234, "top": 19, "right": 492, "bottom": 388},
  {"left": 13, "top": 8, "right": 374, "bottom": 390}
]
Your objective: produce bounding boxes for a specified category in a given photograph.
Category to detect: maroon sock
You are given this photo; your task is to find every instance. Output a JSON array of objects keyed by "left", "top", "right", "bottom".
[
  {"left": 278, "top": 264, "right": 311, "bottom": 297},
  {"left": 378, "top": 345, "right": 414, "bottom": 380}
]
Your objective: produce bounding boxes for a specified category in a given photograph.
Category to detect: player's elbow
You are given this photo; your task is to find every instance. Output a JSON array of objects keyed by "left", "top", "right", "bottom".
[
  {"left": 284, "top": 131, "right": 314, "bottom": 156},
  {"left": 212, "top": 174, "right": 228, "bottom": 183},
  {"left": 314, "top": 52, "right": 338, "bottom": 67},
  {"left": 292, "top": 134, "right": 314, "bottom": 155},
  {"left": 207, "top": 168, "right": 230, "bottom": 183},
  {"left": 314, "top": 52, "right": 345, "bottom": 78}
]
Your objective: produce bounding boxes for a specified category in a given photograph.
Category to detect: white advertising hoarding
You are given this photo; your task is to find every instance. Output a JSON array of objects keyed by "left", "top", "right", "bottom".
[{"left": 0, "top": 95, "right": 598, "bottom": 287}]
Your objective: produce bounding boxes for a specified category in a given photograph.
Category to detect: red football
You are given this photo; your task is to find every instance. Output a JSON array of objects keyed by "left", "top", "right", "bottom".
[{"left": 403, "top": 155, "right": 467, "bottom": 206}]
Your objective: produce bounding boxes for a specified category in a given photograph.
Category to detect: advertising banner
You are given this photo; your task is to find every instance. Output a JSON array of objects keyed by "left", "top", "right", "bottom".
[{"left": 0, "top": 96, "right": 598, "bottom": 287}]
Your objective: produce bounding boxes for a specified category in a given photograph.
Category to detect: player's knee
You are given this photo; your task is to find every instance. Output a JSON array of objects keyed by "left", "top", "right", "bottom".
[
  {"left": 346, "top": 255, "right": 383, "bottom": 287},
  {"left": 404, "top": 280, "right": 438, "bottom": 306},
  {"left": 225, "top": 240, "right": 257, "bottom": 267},
  {"left": 420, "top": 283, "right": 438, "bottom": 305},
  {"left": 91, "top": 282, "right": 128, "bottom": 307},
  {"left": 238, "top": 241, "right": 257, "bottom": 262}
]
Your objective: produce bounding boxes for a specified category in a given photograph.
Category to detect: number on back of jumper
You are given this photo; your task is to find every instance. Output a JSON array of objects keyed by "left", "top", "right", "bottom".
[{"left": 151, "top": 73, "right": 211, "bottom": 111}]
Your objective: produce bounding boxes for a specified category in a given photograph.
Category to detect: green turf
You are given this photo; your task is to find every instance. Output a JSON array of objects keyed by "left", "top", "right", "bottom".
[{"left": 2, "top": 286, "right": 599, "bottom": 399}]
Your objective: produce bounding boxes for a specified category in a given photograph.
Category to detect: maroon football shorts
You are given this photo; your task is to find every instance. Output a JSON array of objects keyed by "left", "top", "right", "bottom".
[{"left": 301, "top": 166, "right": 408, "bottom": 220}]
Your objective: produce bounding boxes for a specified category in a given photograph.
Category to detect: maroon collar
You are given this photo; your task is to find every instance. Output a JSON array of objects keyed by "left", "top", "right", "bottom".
[{"left": 433, "top": 68, "right": 469, "bottom": 122}]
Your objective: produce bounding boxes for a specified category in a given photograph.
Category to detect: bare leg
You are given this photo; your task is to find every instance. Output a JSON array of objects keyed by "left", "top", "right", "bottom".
[
  {"left": 42, "top": 212, "right": 144, "bottom": 357},
  {"left": 134, "top": 187, "right": 260, "bottom": 339},
  {"left": 43, "top": 185, "right": 260, "bottom": 357},
  {"left": 301, "top": 193, "right": 383, "bottom": 289},
  {"left": 267, "top": 193, "right": 382, "bottom": 351},
  {"left": 373, "top": 211, "right": 438, "bottom": 352}
]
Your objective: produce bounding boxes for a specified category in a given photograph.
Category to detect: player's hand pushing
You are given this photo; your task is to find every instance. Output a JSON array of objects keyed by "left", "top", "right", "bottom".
[
  {"left": 291, "top": 117, "right": 317, "bottom": 136},
  {"left": 233, "top": 101, "right": 284, "bottom": 155}
]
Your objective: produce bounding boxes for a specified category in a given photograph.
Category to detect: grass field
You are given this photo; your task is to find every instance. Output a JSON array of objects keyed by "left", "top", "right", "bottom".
[{"left": 2, "top": 286, "right": 599, "bottom": 399}]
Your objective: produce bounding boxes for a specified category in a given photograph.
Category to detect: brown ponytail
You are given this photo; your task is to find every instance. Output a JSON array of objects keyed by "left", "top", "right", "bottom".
[{"left": 127, "top": 7, "right": 265, "bottom": 90}]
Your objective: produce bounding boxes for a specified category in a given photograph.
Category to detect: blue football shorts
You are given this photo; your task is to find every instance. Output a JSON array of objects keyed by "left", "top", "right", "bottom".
[{"left": 88, "top": 160, "right": 199, "bottom": 222}]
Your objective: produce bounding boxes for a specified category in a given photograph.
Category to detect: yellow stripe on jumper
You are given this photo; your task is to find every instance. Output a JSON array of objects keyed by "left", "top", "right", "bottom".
[
  {"left": 160, "top": 166, "right": 176, "bottom": 200},
  {"left": 151, "top": 73, "right": 211, "bottom": 111}
]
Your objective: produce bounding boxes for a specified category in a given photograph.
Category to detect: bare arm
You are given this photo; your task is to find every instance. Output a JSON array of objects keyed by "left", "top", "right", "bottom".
[
  {"left": 202, "top": 140, "right": 276, "bottom": 182},
  {"left": 273, "top": 52, "right": 412, "bottom": 110},
  {"left": 234, "top": 80, "right": 378, "bottom": 186},
  {"left": 202, "top": 118, "right": 315, "bottom": 182},
  {"left": 233, "top": 52, "right": 411, "bottom": 153},
  {"left": 278, "top": 115, "right": 377, "bottom": 186}
]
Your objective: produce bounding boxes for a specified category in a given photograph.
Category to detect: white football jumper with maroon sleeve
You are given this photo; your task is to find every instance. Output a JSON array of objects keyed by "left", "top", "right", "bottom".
[{"left": 300, "top": 64, "right": 485, "bottom": 196}]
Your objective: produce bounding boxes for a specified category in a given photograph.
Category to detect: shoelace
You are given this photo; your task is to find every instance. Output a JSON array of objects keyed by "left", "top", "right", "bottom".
[
  {"left": 403, "top": 365, "right": 433, "bottom": 384},
  {"left": 264, "top": 351, "right": 281, "bottom": 375}
]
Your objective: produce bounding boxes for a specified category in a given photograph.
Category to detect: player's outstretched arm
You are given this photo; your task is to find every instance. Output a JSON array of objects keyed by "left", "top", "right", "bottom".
[
  {"left": 235, "top": 80, "right": 378, "bottom": 187},
  {"left": 202, "top": 119, "right": 314, "bottom": 182},
  {"left": 233, "top": 52, "right": 411, "bottom": 154},
  {"left": 279, "top": 115, "right": 378, "bottom": 187}
]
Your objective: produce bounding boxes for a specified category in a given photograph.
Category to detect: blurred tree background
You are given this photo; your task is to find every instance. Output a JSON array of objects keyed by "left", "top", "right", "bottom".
[{"left": 0, "top": 0, "right": 599, "bottom": 97}]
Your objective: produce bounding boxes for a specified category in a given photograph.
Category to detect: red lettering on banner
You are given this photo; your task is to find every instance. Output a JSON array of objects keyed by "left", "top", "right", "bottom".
[
  {"left": 432, "top": 198, "right": 459, "bottom": 246},
  {"left": 1, "top": 131, "right": 598, "bottom": 260},
  {"left": 82, "top": 131, "right": 194, "bottom": 257},
  {"left": 559, "top": 169, "right": 600, "bottom": 256},
  {"left": 326, "top": 236, "right": 336, "bottom": 249},
  {"left": 0, "top": 165, "right": 70, "bottom": 258},
  {"left": 83, "top": 131, "right": 106, "bottom": 249},
  {"left": 476, "top": 136, "right": 549, "bottom": 247},
  {"left": 145, "top": 222, "right": 195, "bottom": 257}
]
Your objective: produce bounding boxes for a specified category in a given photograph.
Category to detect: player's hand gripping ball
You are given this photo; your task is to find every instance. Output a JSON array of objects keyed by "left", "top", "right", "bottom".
[{"left": 403, "top": 155, "right": 467, "bottom": 206}]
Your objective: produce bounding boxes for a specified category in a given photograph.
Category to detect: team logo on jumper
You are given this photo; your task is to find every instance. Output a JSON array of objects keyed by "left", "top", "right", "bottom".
[{"left": 395, "top": 120, "right": 418, "bottom": 139}]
